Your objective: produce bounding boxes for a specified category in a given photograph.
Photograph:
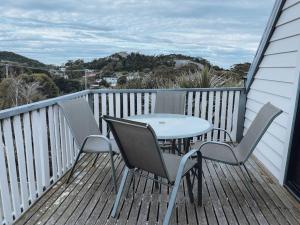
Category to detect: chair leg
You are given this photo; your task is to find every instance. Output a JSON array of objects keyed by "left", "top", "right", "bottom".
[
  {"left": 197, "top": 152, "right": 202, "bottom": 206},
  {"left": 109, "top": 151, "right": 117, "bottom": 193},
  {"left": 154, "top": 175, "right": 159, "bottom": 189},
  {"left": 238, "top": 164, "right": 252, "bottom": 192},
  {"left": 67, "top": 150, "right": 82, "bottom": 183},
  {"left": 92, "top": 153, "right": 100, "bottom": 167},
  {"left": 242, "top": 164, "right": 253, "bottom": 183},
  {"left": 111, "top": 167, "right": 129, "bottom": 218},
  {"left": 163, "top": 176, "right": 181, "bottom": 225},
  {"left": 132, "top": 173, "right": 135, "bottom": 200},
  {"left": 185, "top": 172, "right": 194, "bottom": 203}
]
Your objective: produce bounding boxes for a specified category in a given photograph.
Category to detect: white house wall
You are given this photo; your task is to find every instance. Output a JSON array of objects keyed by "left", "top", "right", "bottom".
[{"left": 245, "top": 0, "right": 300, "bottom": 183}]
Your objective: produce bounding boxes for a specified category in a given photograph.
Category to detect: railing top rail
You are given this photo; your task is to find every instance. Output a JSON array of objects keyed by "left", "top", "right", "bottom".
[
  {"left": 91, "top": 87, "right": 245, "bottom": 94},
  {"left": 0, "top": 90, "right": 90, "bottom": 119},
  {"left": 0, "top": 87, "right": 245, "bottom": 120}
]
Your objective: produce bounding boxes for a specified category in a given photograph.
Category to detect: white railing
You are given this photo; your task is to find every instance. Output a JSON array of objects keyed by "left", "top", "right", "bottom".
[
  {"left": 91, "top": 88, "right": 245, "bottom": 142},
  {"left": 0, "top": 87, "right": 244, "bottom": 225}
]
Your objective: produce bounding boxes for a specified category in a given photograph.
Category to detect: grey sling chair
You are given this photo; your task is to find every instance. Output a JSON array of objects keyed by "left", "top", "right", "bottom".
[
  {"left": 193, "top": 102, "right": 282, "bottom": 184},
  {"left": 103, "top": 115, "right": 202, "bottom": 225},
  {"left": 155, "top": 90, "right": 186, "bottom": 153},
  {"left": 154, "top": 90, "right": 186, "bottom": 115},
  {"left": 58, "top": 98, "right": 118, "bottom": 192}
]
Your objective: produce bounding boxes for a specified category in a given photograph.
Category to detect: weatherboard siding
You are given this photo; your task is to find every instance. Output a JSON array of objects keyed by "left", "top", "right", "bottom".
[{"left": 245, "top": 0, "right": 300, "bottom": 182}]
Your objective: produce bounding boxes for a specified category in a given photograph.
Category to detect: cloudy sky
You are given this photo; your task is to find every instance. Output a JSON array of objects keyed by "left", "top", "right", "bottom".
[{"left": 0, "top": 0, "right": 275, "bottom": 68}]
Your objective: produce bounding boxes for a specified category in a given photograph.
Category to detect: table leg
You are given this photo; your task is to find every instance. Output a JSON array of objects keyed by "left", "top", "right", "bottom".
[{"left": 171, "top": 139, "right": 176, "bottom": 154}]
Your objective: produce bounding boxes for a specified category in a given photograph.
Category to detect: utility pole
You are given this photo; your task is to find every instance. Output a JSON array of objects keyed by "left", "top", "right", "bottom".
[
  {"left": 5, "top": 64, "right": 9, "bottom": 78},
  {"left": 84, "top": 69, "right": 87, "bottom": 90}
]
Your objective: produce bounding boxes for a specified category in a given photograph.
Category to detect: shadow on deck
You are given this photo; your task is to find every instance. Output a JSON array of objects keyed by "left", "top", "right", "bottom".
[{"left": 14, "top": 153, "right": 300, "bottom": 225}]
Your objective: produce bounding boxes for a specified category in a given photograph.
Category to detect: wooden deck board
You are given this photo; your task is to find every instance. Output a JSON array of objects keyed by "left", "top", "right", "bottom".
[{"left": 14, "top": 155, "right": 300, "bottom": 225}]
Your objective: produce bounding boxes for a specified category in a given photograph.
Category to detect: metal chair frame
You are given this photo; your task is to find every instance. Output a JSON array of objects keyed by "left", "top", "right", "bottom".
[{"left": 104, "top": 116, "right": 202, "bottom": 225}]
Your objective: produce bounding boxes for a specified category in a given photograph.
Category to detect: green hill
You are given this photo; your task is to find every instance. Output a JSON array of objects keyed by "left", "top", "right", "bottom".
[{"left": 0, "top": 51, "right": 46, "bottom": 68}]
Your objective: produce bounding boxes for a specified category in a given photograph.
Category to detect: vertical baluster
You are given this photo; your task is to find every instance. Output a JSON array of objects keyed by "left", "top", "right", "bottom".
[
  {"left": 151, "top": 92, "right": 156, "bottom": 113},
  {"left": 187, "top": 92, "right": 193, "bottom": 115},
  {"left": 13, "top": 115, "right": 29, "bottom": 209},
  {"left": 59, "top": 109, "right": 67, "bottom": 173},
  {"left": 231, "top": 91, "right": 240, "bottom": 142},
  {"left": 194, "top": 92, "right": 200, "bottom": 118},
  {"left": 48, "top": 106, "right": 58, "bottom": 182},
  {"left": 116, "top": 93, "right": 121, "bottom": 118},
  {"left": 130, "top": 93, "right": 135, "bottom": 116},
  {"left": 123, "top": 93, "right": 128, "bottom": 118},
  {"left": 200, "top": 91, "right": 207, "bottom": 140},
  {"left": 31, "top": 111, "right": 44, "bottom": 195},
  {"left": 213, "top": 91, "right": 221, "bottom": 140},
  {"left": 144, "top": 93, "right": 149, "bottom": 114},
  {"left": 0, "top": 123, "right": 13, "bottom": 224},
  {"left": 93, "top": 93, "right": 99, "bottom": 125},
  {"left": 137, "top": 93, "right": 142, "bottom": 115},
  {"left": 220, "top": 91, "right": 228, "bottom": 142},
  {"left": 207, "top": 92, "right": 214, "bottom": 141},
  {"left": 200, "top": 92, "right": 207, "bottom": 119},
  {"left": 109, "top": 93, "right": 114, "bottom": 117},
  {"left": 226, "top": 91, "right": 234, "bottom": 141},
  {"left": 54, "top": 106, "right": 62, "bottom": 176},
  {"left": 39, "top": 108, "right": 50, "bottom": 187},
  {"left": 101, "top": 93, "right": 107, "bottom": 136},
  {"left": 67, "top": 127, "right": 74, "bottom": 163},
  {"left": 23, "top": 113, "right": 36, "bottom": 201},
  {"left": 3, "top": 118, "right": 22, "bottom": 216}
]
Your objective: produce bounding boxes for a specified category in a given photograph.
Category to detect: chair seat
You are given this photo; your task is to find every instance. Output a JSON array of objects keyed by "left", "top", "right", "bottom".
[
  {"left": 83, "top": 137, "right": 119, "bottom": 153},
  {"left": 192, "top": 140, "right": 241, "bottom": 165},
  {"left": 162, "top": 153, "right": 196, "bottom": 183}
]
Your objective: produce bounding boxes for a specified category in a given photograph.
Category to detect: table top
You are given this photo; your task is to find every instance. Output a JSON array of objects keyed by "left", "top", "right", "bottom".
[{"left": 128, "top": 113, "right": 212, "bottom": 139}]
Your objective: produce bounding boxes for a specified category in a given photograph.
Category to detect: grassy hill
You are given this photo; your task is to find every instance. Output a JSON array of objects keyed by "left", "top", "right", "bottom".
[{"left": 0, "top": 51, "right": 46, "bottom": 68}]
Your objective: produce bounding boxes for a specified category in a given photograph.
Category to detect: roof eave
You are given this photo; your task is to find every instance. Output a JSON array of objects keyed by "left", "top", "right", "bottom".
[{"left": 245, "top": 0, "right": 286, "bottom": 93}]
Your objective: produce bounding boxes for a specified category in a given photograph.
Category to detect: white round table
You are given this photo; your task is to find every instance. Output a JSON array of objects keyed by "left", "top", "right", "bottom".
[
  {"left": 128, "top": 113, "right": 210, "bottom": 201},
  {"left": 127, "top": 113, "right": 212, "bottom": 140}
]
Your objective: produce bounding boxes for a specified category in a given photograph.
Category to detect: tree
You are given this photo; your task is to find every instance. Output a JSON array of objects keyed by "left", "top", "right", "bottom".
[
  {"left": 229, "top": 63, "right": 250, "bottom": 80},
  {"left": 53, "top": 77, "right": 83, "bottom": 94},
  {"left": 99, "top": 79, "right": 110, "bottom": 88},
  {"left": 117, "top": 76, "right": 127, "bottom": 86},
  {"left": 0, "top": 77, "right": 44, "bottom": 109},
  {"left": 18, "top": 73, "right": 59, "bottom": 98}
]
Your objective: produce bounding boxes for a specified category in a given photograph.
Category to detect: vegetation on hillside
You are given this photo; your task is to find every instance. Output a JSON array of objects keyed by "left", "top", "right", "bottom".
[
  {"left": 0, "top": 73, "right": 59, "bottom": 109},
  {"left": 0, "top": 51, "right": 46, "bottom": 68},
  {"left": 0, "top": 51, "right": 250, "bottom": 109}
]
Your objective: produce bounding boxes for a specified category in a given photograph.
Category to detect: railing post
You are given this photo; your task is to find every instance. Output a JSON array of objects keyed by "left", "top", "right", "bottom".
[{"left": 236, "top": 89, "right": 247, "bottom": 142}]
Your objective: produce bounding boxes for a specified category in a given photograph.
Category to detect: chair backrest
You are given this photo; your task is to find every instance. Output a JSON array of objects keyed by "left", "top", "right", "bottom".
[
  {"left": 155, "top": 91, "right": 186, "bottom": 114},
  {"left": 104, "top": 116, "right": 170, "bottom": 180},
  {"left": 58, "top": 98, "right": 101, "bottom": 148},
  {"left": 236, "top": 102, "right": 282, "bottom": 162}
]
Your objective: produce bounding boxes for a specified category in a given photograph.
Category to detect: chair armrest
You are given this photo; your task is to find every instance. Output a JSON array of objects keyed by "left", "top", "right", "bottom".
[
  {"left": 176, "top": 148, "right": 203, "bottom": 179},
  {"left": 197, "top": 141, "right": 239, "bottom": 164},
  {"left": 212, "top": 128, "right": 236, "bottom": 146}
]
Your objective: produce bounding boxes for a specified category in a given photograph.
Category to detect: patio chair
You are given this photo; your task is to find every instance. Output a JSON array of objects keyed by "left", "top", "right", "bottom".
[
  {"left": 155, "top": 91, "right": 186, "bottom": 153},
  {"left": 194, "top": 102, "right": 282, "bottom": 183},
  {"left": 104, "top": 115, "right": 202, "bottom": 225},
  {"left": 154, "top": 90, "right": 186, "bottom": 114},
  {"left": 58, "top": 98, "right": 118, "bottom": 192}
]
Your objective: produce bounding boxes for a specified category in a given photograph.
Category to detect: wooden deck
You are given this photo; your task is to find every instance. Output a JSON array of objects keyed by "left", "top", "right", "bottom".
[{"left": 14, "top": 153, "right": 300, "bottom": 225}]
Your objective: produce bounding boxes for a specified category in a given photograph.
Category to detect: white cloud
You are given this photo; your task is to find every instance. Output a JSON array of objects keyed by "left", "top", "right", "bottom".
[{"left": 0, "top": 0, "right": 275, "bottom": 67}]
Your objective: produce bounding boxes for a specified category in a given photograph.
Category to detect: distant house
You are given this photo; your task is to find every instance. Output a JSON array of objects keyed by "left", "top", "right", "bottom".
[
  {"left": 174, "top": 59, "right": 204, "bottom": 70},
  {"left": 103, "top": 76, "right": 118, "bottom": 87},
  {"left": 84, "top": 69, "right": 97, "bottom": 78},
  {"left": 127, "top": 72, "right": 141, "bottom": 80},
  {"left": 244, "top": 0, "right": 300, "bottom": 197}
]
